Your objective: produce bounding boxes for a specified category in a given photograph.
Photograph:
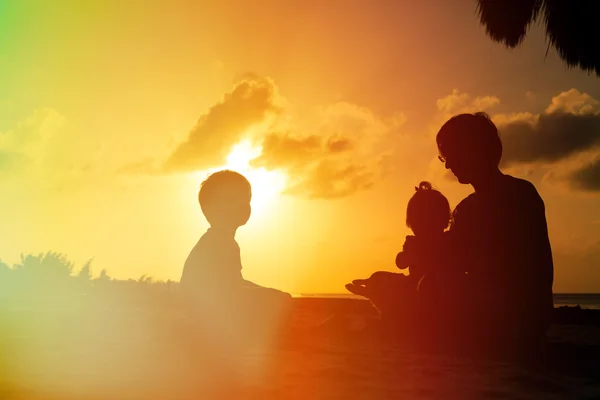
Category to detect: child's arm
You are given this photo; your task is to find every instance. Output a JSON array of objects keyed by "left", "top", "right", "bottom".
[{"left": 399, "top": 234, "right": 456, "bottom": 278}]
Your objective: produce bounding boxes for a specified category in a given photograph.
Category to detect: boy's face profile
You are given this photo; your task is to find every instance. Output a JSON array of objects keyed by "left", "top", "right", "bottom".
[
  {"left": 199, "top": 170, "right": 253, "bottom": 230},
  {"left": 225, "top": 195, "right": 252, "bottom": 228}
]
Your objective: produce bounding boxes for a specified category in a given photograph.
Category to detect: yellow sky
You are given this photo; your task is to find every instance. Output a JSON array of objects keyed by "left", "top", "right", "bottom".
[{"left": 1, "top": 0, "right": 600, "bottom": 293}]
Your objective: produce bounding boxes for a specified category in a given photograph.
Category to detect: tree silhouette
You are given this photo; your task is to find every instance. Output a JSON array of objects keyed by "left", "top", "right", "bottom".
[
  {"left": 78, "top": 259, "right": 94, "bottom": 280},
  {"left": 476, "top": 0, "right": 600, "bottom": 76},
  {"left": 14, "top": 252, "right": 74, "bottom": 280},
  {"left": 97, "top": 268, "right": 111, "bottom": 282}
]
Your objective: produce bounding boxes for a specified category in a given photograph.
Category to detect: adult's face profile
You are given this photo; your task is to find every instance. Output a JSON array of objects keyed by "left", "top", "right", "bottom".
[
  {"left": 439, "top": 145, "right": 489, "bottom": 185},
  {"left": 439, "top": 147, "right": 474, "bottom": 184},
  {"left": 436, "top": 113, "right": 502, "bottom": 185}
]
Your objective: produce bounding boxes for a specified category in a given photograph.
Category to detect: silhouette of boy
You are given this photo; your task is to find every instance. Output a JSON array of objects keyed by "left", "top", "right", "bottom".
[{"left": 180, "top": 170, "right": 290, "bottom": 301}]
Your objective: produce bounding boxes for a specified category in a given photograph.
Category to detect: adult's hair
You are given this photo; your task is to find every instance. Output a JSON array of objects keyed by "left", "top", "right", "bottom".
[{"left": 436, "top": 112, "right": 502, "bottom": 167}]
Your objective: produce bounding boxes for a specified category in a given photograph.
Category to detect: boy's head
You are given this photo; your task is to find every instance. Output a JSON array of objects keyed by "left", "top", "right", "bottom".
[
  {"left": 436, "top": 112, "right": 502, "bottom": 185},
  {"left": 406, "top": 181, "right": 451, "bottom": 236},
  {"left": 198, "top": 170, "right": 252, "bottom": 229}
]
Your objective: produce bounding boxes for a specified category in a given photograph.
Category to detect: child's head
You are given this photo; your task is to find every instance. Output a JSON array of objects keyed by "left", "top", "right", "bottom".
[
  {"left": 198, "top": 170, "right": 252, "bottom": 229},
  {"left": 406, "top": 181, "right": 451, "bottom": 236}
]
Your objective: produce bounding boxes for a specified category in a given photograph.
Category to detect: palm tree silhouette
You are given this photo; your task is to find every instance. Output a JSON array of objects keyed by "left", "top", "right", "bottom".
[{"left": 476, "top": 0, "right": 600, "bottom": 76}]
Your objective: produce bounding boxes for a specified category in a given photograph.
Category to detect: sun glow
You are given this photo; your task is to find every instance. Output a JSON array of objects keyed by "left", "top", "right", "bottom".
[{"left": 197, "top": 140, "right": 288, "bottom": 215}]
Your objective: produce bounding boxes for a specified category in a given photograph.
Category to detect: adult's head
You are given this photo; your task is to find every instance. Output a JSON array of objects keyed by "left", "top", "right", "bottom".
[
  {"left": 198, "top": 170, "right": 252, "bottom": 229},
  {"left": 436, "top": 112, "right": 502, "bottom": 185}
]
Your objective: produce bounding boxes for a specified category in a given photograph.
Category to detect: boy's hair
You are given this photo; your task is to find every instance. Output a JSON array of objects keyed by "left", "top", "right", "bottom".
[
  {"left": 198, "top": 170, "right": 252, "bottom": 224},
  {"left": 436, "top": 112, "right": 503, "bottom": 167},
  {"left": 406, "top": 181, "right": 451, "bottom": 232}
]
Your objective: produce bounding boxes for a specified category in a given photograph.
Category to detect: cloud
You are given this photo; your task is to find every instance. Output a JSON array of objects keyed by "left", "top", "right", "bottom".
[
  {"left": 497, "top": 89, "right": 600, "bottom": 166},
  {"left": 145, "top": 75, "right": 405, "bottom": 199},
  {"left": 0, "top": 108, "right": 67, "bottom": 178},
  {"left": 282, "top": 159, "right": 374, "bottom": 199},
  {"left": 435, "top": 89, "right": 500, "bottom": 120},
  {"left": 251, "top": 102, "right": 405, "bottom": 198},
  {"left": 252, "top": 133, "right": 321, "bottom": 170},
  {"left": 545, "top": 89, "right": 600, "bottom": 115},
  {"left": 567, "top": 157, "right": 600, "bottom": 191},
  {"left": 251, "top": 132, "right": 373, "bottom": 199},
  {"left": 489, "top": 89, "right": 600, "bottom": 191},
  {"left": 498, "top": 111, "right": 600, "bottom": 166},
  {"left": 163, "top": 76, "right": 283, "bottom": 172}
]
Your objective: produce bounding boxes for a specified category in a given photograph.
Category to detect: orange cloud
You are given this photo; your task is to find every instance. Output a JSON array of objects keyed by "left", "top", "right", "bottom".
[
  {"left": 495, "top": 89, "right": 600, "bottom": 167},
  {"left": 163, "top": 76, "right": 282, "bottom": 172},
  {"left": 545, "top": 88, "right": 600, "bottom": 115},
  {"left": 435, "top": 89, "right": 500, "bottom": 119},
  {"left": 252, "top": 102, "right": 405, "bottom": 198},
  {"left": 568, "top": 156, "right": 600, "bottom": 191},
  {"left": 138, "top": 75, "right": 407, "bottom": 199}
]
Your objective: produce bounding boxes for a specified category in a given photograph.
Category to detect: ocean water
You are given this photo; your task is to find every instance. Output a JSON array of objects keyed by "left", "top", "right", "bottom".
[
  {"left": 553, "top": 293, "right": 600, "bottom": 309},
  {"left": 295, "top": 293, "right": 600, "bottom": 310}
]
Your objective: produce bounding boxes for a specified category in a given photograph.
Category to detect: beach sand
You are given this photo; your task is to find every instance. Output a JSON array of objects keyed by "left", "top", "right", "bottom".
[{"left": 1, "top": 298, "right": 599, "bottom": 399}]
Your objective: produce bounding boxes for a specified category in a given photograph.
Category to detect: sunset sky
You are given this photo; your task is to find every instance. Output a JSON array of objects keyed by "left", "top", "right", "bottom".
[{"left": 1, "top": 0, "right": 600, "bottom": 294}]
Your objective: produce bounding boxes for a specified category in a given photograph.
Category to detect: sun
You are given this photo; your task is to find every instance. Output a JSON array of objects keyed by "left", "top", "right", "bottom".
[{"left": 195, "top": 140, "right": 288, "bottom": 215}]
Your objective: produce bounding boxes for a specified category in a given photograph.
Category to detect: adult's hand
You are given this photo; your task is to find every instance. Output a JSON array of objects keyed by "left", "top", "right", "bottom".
[
  {"left": 345, "top": 272, "right": 410, "bottom": 314},
  {"left": 345, "top": 278, "right": 373, "bottom": 298}
]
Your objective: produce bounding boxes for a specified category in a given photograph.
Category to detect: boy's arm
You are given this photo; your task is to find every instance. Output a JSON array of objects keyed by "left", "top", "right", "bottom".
[
  {"left": 242, "top": 279, "right": 292, "bottom": 300},
  {"left": 242, "top": 279, "right": 263, "bottom": 288}
]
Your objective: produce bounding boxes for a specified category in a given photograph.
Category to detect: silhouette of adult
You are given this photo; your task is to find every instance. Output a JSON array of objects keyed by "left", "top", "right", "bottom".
[{"left": 409, "top": 112, "right": 554, "bottom": 354}]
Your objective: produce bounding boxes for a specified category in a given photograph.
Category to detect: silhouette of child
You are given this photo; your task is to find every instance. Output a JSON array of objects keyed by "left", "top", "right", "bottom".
[
  {"left": 180, "top": 170, "right": 290, "bottom": 333},
  {"left": 342, "top": 182, "right": 452, "bottom": 337},
  {"left": 395, "top": 181, "right": 452, "bottom": 287},
  {"left": 345, "top": 182, "right": 451, "bottom": 300}
]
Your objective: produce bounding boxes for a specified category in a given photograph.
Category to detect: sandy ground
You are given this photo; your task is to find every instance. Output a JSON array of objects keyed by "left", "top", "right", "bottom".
[{"left": 1, "top": 298, "right": 599, "bottom": 399}]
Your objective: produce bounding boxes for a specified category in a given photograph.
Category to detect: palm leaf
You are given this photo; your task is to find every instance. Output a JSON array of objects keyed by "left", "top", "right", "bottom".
[{"left": 476, "top": 0, "right": 600, "bottom": 76}]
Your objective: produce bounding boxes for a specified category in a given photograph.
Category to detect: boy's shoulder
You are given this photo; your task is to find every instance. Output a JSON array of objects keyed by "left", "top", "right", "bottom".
[
  {"left": 184, "top": 228, "right": 242, "bottom": 273},
  {"left": 187, "top": 229, "right": 238, "bottom": 260},
  {"left": 197, "top": 228, "right": 239, "bottom": 247}
]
